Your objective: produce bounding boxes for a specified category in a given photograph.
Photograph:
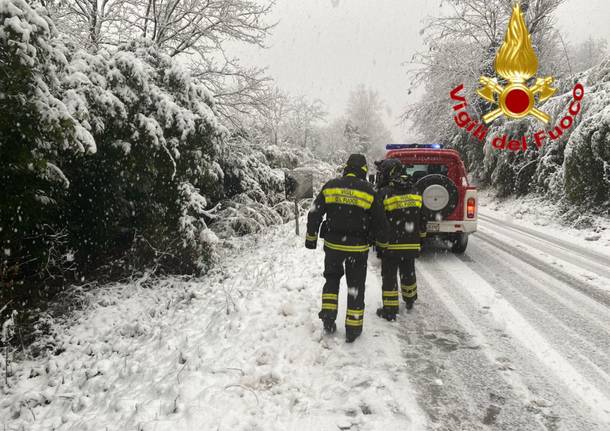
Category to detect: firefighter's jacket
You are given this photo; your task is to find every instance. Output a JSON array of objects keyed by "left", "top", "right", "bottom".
[
  {"left": 376, "top": 180, "right": 424, "bottom": 258},
  {"left": 307, "top": 174, "right": 389, "bottom": 253}
]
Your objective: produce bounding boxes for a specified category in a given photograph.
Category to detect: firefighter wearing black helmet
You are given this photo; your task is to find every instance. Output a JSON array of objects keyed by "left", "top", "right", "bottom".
[
  {"left": 305, "top": 154, "right": 389, "bottom": 343},
  {"left": 375, "top": 158, "right": 425, "bottom": 320}
]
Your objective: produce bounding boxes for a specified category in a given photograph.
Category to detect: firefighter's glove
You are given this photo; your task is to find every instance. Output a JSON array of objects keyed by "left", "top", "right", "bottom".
[{"left": 305, "top": 234, "right": 318, "bottom": 250}]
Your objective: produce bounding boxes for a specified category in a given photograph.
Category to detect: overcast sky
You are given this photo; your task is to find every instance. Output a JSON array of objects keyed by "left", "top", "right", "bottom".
[{"left": 232, "top": 0, "right": 610, "bottom": 141}]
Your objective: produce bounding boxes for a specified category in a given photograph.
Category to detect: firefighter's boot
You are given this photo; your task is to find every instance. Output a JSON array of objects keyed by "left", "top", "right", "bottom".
[
  {"left": 405, "top": 293, "right": 418, "bottom": 310},
  {"left": 376, "top": 307, "right": 397, "bottom": 321},
  {"left": 345, "top": 330, "right": 361, "bottom": 343}
]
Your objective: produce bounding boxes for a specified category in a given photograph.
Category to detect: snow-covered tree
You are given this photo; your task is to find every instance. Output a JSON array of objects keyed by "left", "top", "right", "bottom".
[
  {"left": 403, "top": 0, "right": 581, "bottom": 200},
  {"left": 59, "top": 40, "right": 227, "bottom": 273},
  {"left": 47, "top": 0, "right": 276, "bottom": 122},
  {"left": 285, "top": 95, "right": 327, "bottom": 150},
  {"left": 0, "top": 0, "right": 95, "bottom": 297},
  {"left": 345, "top": 85, "right": 393, "bottom": 160},
  {"left": 258, "top": 87, "right": 291, "bottom": 146},
  {"left": 569, "top": 37, "right": 608, "bottom": 73},
  {"left": 316, "top": 117, "right": 351, "bottom": 164},
  {"left": 243, "top": 90, "right": 327, "bottom": 153}
]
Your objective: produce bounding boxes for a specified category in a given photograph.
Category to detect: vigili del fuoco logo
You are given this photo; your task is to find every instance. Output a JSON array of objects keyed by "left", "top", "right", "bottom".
[{"left": 449, "top": 3, "right": 584, "bottom": 151}]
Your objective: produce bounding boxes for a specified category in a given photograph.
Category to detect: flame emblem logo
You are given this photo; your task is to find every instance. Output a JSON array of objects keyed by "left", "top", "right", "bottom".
[{"left": 477, "top": 3, "right": 556, "bottom": 123}]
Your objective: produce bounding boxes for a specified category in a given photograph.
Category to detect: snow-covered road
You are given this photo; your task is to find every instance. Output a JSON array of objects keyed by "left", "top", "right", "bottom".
[
  {"left": 410, "top": 211, "right": 610, "bottom": 431},
  {"left": 2, "top": 212, "right": 610, "bottom": 431}
]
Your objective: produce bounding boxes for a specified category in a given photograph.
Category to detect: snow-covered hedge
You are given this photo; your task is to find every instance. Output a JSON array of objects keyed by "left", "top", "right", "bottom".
[
  {"left": 58, "top": 40, "right": 227, "bottom": 276},
  {"left": 0, "top": 0, "right": 312, "bottom": 327},
  {"left": 0, "top": 0, "right": 97, "bottom": 304}
]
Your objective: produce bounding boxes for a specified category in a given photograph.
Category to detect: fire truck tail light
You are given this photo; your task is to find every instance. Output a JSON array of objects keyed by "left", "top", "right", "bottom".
[{"left": 467, "top": 198, "right": 476, "bottom": 218}]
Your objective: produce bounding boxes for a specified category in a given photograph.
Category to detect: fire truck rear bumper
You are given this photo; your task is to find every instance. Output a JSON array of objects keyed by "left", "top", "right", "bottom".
[{"left": 426, "top": 220, "right": 477, "bottom": 234}]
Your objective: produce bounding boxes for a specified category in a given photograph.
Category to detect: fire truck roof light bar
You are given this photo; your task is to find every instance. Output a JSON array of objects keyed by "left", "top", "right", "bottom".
[{"left": 386, "top": 144, "right": 444, "bottom": 150}]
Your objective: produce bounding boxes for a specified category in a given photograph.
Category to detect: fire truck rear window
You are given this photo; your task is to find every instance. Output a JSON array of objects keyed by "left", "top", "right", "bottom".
[{"left": 405, "top": 164, "right": 449, "bottom": 180}]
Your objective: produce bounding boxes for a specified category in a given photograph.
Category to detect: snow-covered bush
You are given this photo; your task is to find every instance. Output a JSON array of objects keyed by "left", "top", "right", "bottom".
[
  {"left": 221, "top": 137, "right": 286, "bottom": 205},
  {"left": 1, "top": 0, "right": 230, "bottom": 322},
  {"left": 0, "top": 0, "right": 95, "bottom": 306},
  {"left": 262, "top": 144, "right": 301, "bottom": 169},
  {"left": 210, "top": 137, "right": 293, "bottom": 237},
  {"left": 210, "top": 135, "right": 336, "bottom": 238},
  {"left": 211, "top": 194, "right": 288, "bottom": 237},
  {"left": 59, "top": 40, "right": 227, "bottom": 274},
  {"left": 565, "top": 105, "right": 610, "bottom": 209}
]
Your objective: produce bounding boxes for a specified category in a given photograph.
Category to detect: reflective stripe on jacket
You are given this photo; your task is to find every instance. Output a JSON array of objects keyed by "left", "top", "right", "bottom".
[
  {"left": 376, "top": 181, "right": 424, "bottom": 257},
  {"left": 306, "top": 174, "right": 389, "bottom": 251}
]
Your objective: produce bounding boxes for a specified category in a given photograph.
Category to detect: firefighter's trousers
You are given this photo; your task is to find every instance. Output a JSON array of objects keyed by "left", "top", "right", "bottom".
[
  {"left": 381, "top": 255, "right": 417, "bottom": 313},
  {"left": 318, "top": 248, "right": 367, "bottom": 337}
]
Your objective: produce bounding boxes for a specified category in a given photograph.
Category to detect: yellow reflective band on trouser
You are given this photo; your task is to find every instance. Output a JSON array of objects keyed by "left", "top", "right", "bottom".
[
  {"left": 346, "top": 318, "right": 364, "bottom": 326},
  {"left": 383, "top": 300, "right": 400, "bottom": 307},
  {"left": 386, "top": 243, "right": 421, "bottom": 251},
  {"left": 346, "top": 309, "right": 364, "bottom": 316},
  {"left": 323, "top": 188, "right": 374, "bottom": 210},
  {"left": 401, "top": 283, "right": 417, "bottom": 298},
  {"left": 383, "top": 194, "right": 422, "bottom": 212},
  {"left": 322, "top": 293, "right": 338, "bottom": 300},
  {"left": 383, "top": 291, "right": 399, "bottom": 297},
  {"left": 324, "top": 240, "right": 369, "bottom": 253},
  {"left": 306, "top": 234, "right": 318, "bottom": 241},
  {"left": 322, "top": 303, "right": 337, "bottom": 310},
  {"left": 376, "top": 241, "right": 388, "bottom": 249},
  {"left": 346, "top": 307, "right": 364, "bottom": 326}
]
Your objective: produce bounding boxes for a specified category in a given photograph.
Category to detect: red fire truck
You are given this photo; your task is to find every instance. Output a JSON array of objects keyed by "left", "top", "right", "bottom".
[{"left": 383, "top": 144, "right": 477, "bottom": 253}]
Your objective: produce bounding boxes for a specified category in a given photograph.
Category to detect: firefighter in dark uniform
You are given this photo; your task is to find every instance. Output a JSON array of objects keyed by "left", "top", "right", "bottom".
[
  {"left": 375, "top": 159, "right": 425, "bottom": 321},
  {"left": 305, "top": 154, "right": 389, "bottom": 343}
]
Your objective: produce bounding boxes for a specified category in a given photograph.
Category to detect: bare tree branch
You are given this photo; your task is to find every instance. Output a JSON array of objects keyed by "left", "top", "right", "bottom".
[{"left": 47, "top": 0, "right": 277, "bottom": 123}]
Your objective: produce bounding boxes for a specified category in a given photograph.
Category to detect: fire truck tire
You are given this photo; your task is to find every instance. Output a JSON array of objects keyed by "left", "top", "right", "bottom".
[{"left": 451, "top": 233, "right": 468, "bottom": 254}]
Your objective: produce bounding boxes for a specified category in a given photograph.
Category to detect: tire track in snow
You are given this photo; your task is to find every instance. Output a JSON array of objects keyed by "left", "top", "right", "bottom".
[
  {"left": 463, "top": 238, "right": 610, "bottom": 375},
  {"left": 393, "top": 269, "right": 551, "bottom": 431},
  {"left": 475, "top": 229, "right": 610, "bottom": 307},
  {"left": 479, "top": 213, "right": 610, "bottom": 271},
  {"left": 416, "top": 249, "right": 610, "bottom": 429}
]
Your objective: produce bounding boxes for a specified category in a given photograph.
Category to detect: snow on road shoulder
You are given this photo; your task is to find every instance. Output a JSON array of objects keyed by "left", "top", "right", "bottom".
[
  {"left": 478, "top": 189, "right": 610, "bottom": 252},
  {"left": 1, "top": 222, "right": 426, "bottom": 431}
]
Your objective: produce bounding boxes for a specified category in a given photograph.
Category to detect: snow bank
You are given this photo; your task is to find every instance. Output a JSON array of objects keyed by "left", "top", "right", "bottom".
[
  {"left": 479, "top": 189, "right": 610, "bottom": 251},
  {"left": 1, "top": 222, "right": 426, "bottom": 430}
]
